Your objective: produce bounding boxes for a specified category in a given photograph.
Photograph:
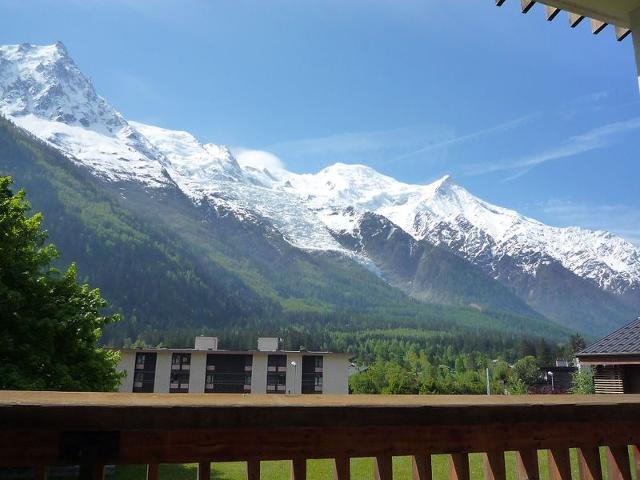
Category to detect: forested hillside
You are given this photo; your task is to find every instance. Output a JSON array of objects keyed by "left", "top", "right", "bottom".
[{"left": 0, "top": 116, "right": 569, "bottom": 346}]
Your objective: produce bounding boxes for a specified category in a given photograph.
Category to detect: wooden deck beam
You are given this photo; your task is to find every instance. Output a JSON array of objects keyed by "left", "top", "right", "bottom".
[
  {"left": 2, "top": 393, "right": 640, "bottom": 468},
  {"left": 521, "top": 1, "right": 536, "bottom": 14},
  {"left": 545, "top": 6, "right": 561, "bottom": 21},
  {"left": 591, "top": 19, "right": 608, "bottom": 34},
  {"left": 568, "top": 12, "right": 585, "bottom": 27}
]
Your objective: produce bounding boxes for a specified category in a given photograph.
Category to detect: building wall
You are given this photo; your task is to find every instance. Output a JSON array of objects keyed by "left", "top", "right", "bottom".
[
  {"left": 154, "top": 351, "right": 173, "bottom": 393},
  {"left": 189, "top": 352, "right": 207, "bottom": 393},
  {"left": 322, "top": 354, "right": 350, "bottom": 394},
  {"left": 251, "top": 352, "right": 268, "bottom": 394},
  {"left": 116, "top": 349, "right": 350, "bottom": 395},
  {"left": 286, "top": 353, "right": 303, "bottom": 395},
  {"left": 117, "top": 350, "right": 136, "bottom": 393}
]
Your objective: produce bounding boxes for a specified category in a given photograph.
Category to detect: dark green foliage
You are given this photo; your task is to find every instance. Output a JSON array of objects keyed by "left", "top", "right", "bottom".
[
  {"left": 510, "top": 356, "right": 541, "bottom": 387},
  {"left": 570, "top": 366, "right": 595, "bottom": 394},
  {"left": 345, "top": 332, "right": 566, "bottom": 395},
  {"left": 0, "top": 177, "right": 121, "bottom": 391}
]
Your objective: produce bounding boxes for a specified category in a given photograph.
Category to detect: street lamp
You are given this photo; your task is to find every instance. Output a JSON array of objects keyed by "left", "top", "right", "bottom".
[{"left": 290, "top": 361, "right": 297, "bottom": 395}]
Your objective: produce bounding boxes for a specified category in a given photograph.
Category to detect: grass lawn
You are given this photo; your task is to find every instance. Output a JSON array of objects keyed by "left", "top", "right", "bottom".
[{"left": 111, "top": 448, "right": 637, "bottom": 480}]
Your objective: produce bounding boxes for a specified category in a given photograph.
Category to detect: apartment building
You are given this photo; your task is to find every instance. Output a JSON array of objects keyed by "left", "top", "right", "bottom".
[{"left": 116, "top": 336, "right": 350, "bottom": 394}]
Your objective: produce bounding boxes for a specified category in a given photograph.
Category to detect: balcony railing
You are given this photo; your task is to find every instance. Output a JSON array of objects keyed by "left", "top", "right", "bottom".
[{"left": 1, "top": 392, "right": 640, "bottom": 480}]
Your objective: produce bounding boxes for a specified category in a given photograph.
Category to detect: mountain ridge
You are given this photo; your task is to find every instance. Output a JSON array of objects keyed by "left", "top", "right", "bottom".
[{"left": 1, "top": 42, "right": 638, "bottom": 336}]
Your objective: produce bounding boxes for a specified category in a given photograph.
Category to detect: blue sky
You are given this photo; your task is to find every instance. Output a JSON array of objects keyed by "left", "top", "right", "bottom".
[{"left": 1, "top": 0, "right": 639, "bottom": 243}]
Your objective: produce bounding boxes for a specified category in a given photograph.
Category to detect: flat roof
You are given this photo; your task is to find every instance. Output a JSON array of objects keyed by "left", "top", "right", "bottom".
[{"left": 114, "top": 347, "right": 350, "bottom": 356}]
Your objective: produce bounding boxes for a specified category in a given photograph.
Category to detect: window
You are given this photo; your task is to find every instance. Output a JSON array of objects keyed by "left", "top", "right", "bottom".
[
  {"left": 204, "top": 354, "right": 253, "bottom": 393},
  {"left": 267, "top": 355, "right": 287, "bottom": 393},
  {"left": 302, "top": 356, "right": 323, "bottom": 394},
  {"left": 132, "top": 352, "right": 156, "bottom": 393},
  {"left": 170, "top": 353, "right": 191, "bottom": 392}
]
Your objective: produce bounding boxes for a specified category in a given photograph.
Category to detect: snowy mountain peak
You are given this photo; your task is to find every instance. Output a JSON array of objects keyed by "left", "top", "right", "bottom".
[
  {"left": 432, "top": 174, "right": 454, "bottom": 189},
  {"left": 0, "top": 42, "right": 126, "bottom": 133},
  {"left": 129, "top": 121, "right": 243, "bottom": 181}
]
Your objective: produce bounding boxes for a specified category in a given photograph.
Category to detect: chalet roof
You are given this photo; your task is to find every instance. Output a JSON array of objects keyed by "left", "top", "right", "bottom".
[{"left": 578, "top": 318, "right": 640, "bottom": 356}]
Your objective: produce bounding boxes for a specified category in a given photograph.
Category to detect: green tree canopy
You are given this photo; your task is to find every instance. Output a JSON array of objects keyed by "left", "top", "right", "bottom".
[
  {"left": 0, "top": 176, "right": 121, "bottom": 391},
  {"left": 511, "top": 356, "right": 541, "bottom": 388},
  {"left": 570, "top": 366, "right": 595, "bottom": 394}
]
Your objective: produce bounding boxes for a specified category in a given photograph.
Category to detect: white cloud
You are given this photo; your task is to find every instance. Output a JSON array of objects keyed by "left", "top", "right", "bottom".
[
  {"left": 466, "top": 116, "right": 640, "bottom": 177},
  {"left": 233, "top": 148, "right": 285, "bottom": 172}
]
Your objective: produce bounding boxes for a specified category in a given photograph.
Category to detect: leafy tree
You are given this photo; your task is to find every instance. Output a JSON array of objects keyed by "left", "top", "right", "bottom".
[
  {"left": 506, "top": 378, "right": 528, "bottom": 395},
  {"left": 0, "top": 177, "right": 122, "bottom": 391},
  {"left": 570, "top": 367, "right": 595, "bottom": 394},
  {"left": 510, "top": 356, "right": 540, "bottom": 390}
]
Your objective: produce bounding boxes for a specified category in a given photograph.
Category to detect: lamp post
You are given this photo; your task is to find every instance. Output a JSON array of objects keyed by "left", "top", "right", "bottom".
[
  {"left": 547, "top": 371, "right": 555, "bottom": 392},
  {"left": 486, "top": 368, "right": 491, "bottom": 396},
  {"left": 290, "top": 361, "right": 297, "bottom": 395}
]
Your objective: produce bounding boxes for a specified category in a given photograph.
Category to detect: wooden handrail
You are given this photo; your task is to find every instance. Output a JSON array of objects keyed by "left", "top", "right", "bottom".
[{"left": 1, "top": 392, "right": 639, "bottom": 479}]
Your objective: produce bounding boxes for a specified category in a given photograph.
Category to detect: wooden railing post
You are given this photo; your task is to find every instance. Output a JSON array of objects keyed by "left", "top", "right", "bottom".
[
  {"left": 516, "top": 450, "right": 539, "bottom": 480},
  {"left": 547, "top": 449, "right": 571, "bottom": 480},
  {"left": 632, "top": 446, "right": 640, "bottom": 479},
  {"left": 578, "top": 446, "right": 603, "bottom": 480},
  {"left": 448, "top": 453, "right": 470, "bottom": 480},
  {"left": 333, "top": 457, "right": 350, "bottom": 480},
  {"left": 33, "top": 466, "right": 48, "bottom": 480},
  {"left": 247, "top": 459, "right": 260, "bottom": 480},
  {"left": 78, "top": 463, "right": 105, "bottom": 480},
  {"left": 146, "top": 463, "right": 159, "bottom": 480},
  {"left": 606, "top": 446, "right": 632, "bottom": 480},
  {"left": 412, "top": 455, "right": 431, "bottom": 480},
  {"left": 198, "top": 462, "right": 211, "bottom": 480},
  {"left": 483, "top": 451, "right": 506, "bottom": 480},
  {"left": 375, "top": 455, "right": 393, "bottom": 480},
  {"left": 291, "top": 458, "right": 306, "bottom": 480}
]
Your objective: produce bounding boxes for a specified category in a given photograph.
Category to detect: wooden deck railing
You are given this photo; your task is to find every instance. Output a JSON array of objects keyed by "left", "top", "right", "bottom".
[{"left": 1, "top": 392, "right": 640, "bottom": 480}]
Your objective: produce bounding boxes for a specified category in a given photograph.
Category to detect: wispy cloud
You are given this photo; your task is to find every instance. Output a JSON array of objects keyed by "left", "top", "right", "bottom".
[
  {"left": 267, "top": 123, "right": 455, "bottom": 169},
  {"left": 383, "top": 112, "right": 539, "bottom": 164},
  {"left": 538, "top": 199, "right": 640, "bottom": 246},
  {"left": 268, "top": 113, "right": 538, "bottom": 171},
  {"left": 465, "top": 116, "right": 640, "bottom": 177},
  {"left": 233, "top": 148, "right": 286, "bottom": 172}
]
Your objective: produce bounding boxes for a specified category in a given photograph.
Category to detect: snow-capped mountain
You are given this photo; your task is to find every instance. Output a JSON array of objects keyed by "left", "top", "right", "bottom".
[
  {"left": 0, "top": 43, "right": 176, "bottom": 189},
  {"left": 281, "top": 163, "right": 640, "bottom": 298},
  {"left": 1, "top": 42, "right": 638, "bottom": 334}
]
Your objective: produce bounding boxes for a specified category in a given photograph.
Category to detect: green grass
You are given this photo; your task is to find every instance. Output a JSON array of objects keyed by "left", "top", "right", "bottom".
[{"left": 110, "top": 447, "right": 638, "bottom": 480}]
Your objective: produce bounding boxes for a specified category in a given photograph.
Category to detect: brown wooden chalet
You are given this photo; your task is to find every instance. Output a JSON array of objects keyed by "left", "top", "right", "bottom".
[{"left": 577, "top": 317, "right": 640, "bottom": 394}]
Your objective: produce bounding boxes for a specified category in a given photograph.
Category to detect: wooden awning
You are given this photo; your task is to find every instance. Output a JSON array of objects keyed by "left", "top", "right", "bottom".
[{"left": 495, "top": 0, "right": 640, "bottom": 41}]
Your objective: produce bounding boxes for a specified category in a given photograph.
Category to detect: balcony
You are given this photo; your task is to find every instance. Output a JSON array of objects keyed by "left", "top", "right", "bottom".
[{"left": 1, "top": 392, "right": 640, "bottom": 480}]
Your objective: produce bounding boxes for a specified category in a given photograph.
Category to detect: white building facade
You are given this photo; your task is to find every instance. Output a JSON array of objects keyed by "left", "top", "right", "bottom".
[{"left": 116, "top": 337, "right": 350, "bottom": 395}]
